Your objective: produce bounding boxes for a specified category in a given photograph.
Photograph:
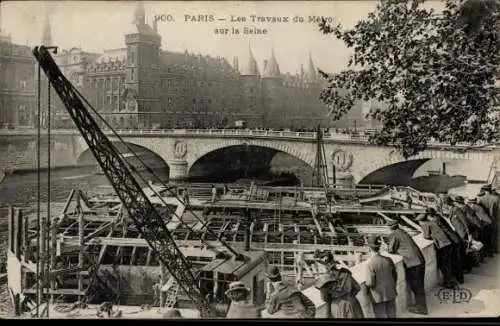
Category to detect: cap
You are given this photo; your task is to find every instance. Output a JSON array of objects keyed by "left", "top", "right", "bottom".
[
  {"left": 266, "top": 265, "right": 281, "bottom": 280},
  {"left": 454, "top": 196, "right": 465, "bottom": 204},
  {"left": 467, "top": 197, "right": 477, "bottom": 204}
]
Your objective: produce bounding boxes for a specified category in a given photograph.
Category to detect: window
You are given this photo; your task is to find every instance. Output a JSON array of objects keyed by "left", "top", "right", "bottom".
[
  {"left": 131, "top": 69, "right": 135, "bottom": 81},
  {"left": 130, "top": 50, "right": 135, "bottom": 64},
  {"left": 19, "top": 80, "right": 27, "bottom": 90}
]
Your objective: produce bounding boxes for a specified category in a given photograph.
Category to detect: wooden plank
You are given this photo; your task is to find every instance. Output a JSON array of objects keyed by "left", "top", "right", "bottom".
[
  {"left": 23, "top": 288, "right": 87, "bottom": 295},
  {"left": 61, "top": 236, "right": 370, "bottom": 253}
]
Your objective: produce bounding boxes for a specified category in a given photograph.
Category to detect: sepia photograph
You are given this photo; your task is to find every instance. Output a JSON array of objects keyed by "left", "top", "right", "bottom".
[{"left": 0, "top": 0, "right": 499, "bottom": 319}]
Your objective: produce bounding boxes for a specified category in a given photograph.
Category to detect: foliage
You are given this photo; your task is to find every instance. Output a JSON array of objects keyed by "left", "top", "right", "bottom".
[{"left": 318, "top": 0, "right": 500, "bottom": 158}]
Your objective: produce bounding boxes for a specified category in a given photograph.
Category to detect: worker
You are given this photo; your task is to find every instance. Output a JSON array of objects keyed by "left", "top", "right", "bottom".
[
  {"left": 477, "top": 184, "right": 499, "bottom": 255},
  {"left": 182, "top": 187, "right": 190, "bottom": 207},
  {"left": 313, "top": 250, "right": 364, "bottom": 318},
  {"left": 416, "top": 210, "right": 457, "bottom": 288},
  {"left": 431, "top": 207, "right": 465, "bottom": 284},
  {"left": 225, "top": 281, "right": 260, "bottom": 318},
  {"left": 468, "top": 197, "right": 492, "bottom": 251},
  {"left": 211, "top": 184, "right": 217, "bottom": 203},
  {"left": 265, "top": 266, "right": 316, "bottom": 318},
  {"left": 445, "top": 196, "right": 471, "bottom": 273},
  {"left": 459, "top": 196, "right": 482, "bottom": 241},
  {"left": 387, "top": 219, "right": 427, "bottom": 315},
  {"left": 364, "top": 235, "right": 398, "bottom": 318}
]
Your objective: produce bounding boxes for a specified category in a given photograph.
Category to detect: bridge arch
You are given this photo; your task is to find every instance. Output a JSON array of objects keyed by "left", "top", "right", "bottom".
[
  {"left": 77, "top": 141, "right": 170, "bottom": 178},
  {"left": 188, "top": 142, "right": 315, "bottom": 184},
  {"left": 356, "top": 149, "right": 496, "bottom": 186},
  {"left": 187, "top": 138, "right": 316, "bottom": 171}
]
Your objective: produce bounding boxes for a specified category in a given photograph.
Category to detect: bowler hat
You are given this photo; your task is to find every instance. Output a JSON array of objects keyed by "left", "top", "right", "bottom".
[
  {"left": 386, "top": 219, "right": 398, "bottom": 227},
  {"left": 224, "top": 281, "right": 250, "bottom": 297},
  {"left": 467, "top": 198, "right": 477, "bottom": 204},
  {"left": 314, "top": 273, "right": 335, "bottom": 289},
  {"left": 425, "top": 207, "right": 437, "bottom": 215},
  {"left": 266, "top": 265, "right": 281, "bottom": 280},
  {"left": 366, "top": 235, "right": 381, "bottom": 249},
  {"left": 481, "top": 184, "right": 492, "bottom": 191},
  {"left": 454, "top": 196, "right": 465, "bottom": 204}
]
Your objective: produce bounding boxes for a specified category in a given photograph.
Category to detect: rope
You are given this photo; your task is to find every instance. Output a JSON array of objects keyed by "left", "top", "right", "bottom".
[
  {"left": 46, "top": 80, "right": 51, "bottom": 317},
  {"left": 36, "top": 62, "right": 41, "bottom": 318}
]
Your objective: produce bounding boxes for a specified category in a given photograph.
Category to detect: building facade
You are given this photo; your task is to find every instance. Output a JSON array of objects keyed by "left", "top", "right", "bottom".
[
  {"left": 0, "top": 30, "right": 36, "bottom": 128},
  {"left": 1, "top": 4, "right": 369, "bottom": 130}
]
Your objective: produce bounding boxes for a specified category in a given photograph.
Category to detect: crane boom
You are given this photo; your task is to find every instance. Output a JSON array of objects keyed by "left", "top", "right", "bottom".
[{"left": 32, "top": 46, "right": 213, "bottom": 317}]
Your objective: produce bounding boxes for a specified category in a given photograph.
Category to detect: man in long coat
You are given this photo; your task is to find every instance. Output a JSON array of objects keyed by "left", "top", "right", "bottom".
[
  {"left": 387, "top": 220, "right": 427, "bottom": 314},
  {"left": 477, "top": 184, "right": 500, "bottom": 255},
  {"left": 365, "top": 235, "right": 398, "bottom": 318}
]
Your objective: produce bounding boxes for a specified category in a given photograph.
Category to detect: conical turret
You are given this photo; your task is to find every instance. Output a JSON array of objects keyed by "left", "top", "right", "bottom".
[
  {"left": 262, "top": 48, "right": 281, "bottom": 78},
  {"left": 306, "top": 51, "right": 316, "bottom": 81},
  {"left": 240, "top": 43, "right": 259, "bottom": 76},
  {"left": 41, "top": 12, "right": 53, "bottom": 46}
]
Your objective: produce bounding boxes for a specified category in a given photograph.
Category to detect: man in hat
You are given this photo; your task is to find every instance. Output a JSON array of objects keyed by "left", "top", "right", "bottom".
[
  {"left": 417, "top": 209, "right": 457, "bottom": 288},
  {"left": 446, "top": 196, "right": 472, "bottom": 273},
  {"left": 469, "top": 197, "right": 493, "bottom": 257},
  {"left": 224, "top": 281, "right": 260, "bottom": 318},
  {"left": 265, "top": 266, "right": 316, "bottom": 318},
  {"left": 477, "top": 184, "right": 499, "bottom": 255},
  {"left": 386, "top": 220, "right": 427, "bottom": 315},
  {"left": 313, "top": 250, "right": 364, "bottom": 318},
  {"left": 459, "top": 196, "right": 482, "bottom": 240},
  {"left": 365, "top": 235, "right": 398, "bottom": 318}
]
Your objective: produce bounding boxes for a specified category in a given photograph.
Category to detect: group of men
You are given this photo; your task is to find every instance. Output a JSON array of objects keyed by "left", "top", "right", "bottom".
[
  {"left": 413, "top": 184, "right": 499, "bottom": 293},
  {"left": 204, "top": 184, "right": 500, "bottom": 319}
]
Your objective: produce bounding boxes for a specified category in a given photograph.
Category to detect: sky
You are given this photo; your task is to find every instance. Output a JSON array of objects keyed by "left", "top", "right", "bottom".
[{"left": 0, "top": 0, "right": 443, "bottom": 74}]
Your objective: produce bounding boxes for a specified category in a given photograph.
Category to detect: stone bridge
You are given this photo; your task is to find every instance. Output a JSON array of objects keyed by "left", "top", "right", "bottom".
[{"left": 1, "top": 128, "right": 499, "bottom": 185}]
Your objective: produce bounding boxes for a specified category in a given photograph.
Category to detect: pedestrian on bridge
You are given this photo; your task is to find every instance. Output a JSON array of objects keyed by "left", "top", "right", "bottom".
[
  {"left": 211, "top": 184, "right": 217, "bottom": 203},
  {"left": 477, "top": 184, "right": 500, "bottom": 255},
  {"left": 386, "top": 220, "right": 427, "bottom": 315},
  {"left": 364, "top": 235, "right": 398, "bottom": 318}
]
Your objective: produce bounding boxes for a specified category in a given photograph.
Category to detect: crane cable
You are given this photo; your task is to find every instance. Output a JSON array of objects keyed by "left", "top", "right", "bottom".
[{"left": 68, "top": 84, "right": 241, "bottom": 258}]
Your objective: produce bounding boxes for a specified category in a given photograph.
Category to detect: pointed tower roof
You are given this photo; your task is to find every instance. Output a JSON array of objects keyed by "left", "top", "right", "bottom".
[
  {"left": 42, "top": 12, "right": 53, "bottom": 46},
  {"left": 262, "top": 48, "right": 281, "bottom": 78},
  {"left": 240, "top": 43, "right": 259, "bottom": 76},
  {"left": 306, "top": 51, "right": 316, "bottom": 81},
  {"left": 134, "top": 1, "right": 146, "bottom": 26}
]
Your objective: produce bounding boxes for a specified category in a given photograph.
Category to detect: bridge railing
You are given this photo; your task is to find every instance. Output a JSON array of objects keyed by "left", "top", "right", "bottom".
[{"left": 1, "top": 127, "right": 497, "bottom": 148}]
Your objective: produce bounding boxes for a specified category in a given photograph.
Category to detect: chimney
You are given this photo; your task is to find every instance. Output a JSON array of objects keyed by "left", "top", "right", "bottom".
[
  {"left": 263, "top": 60, "right": 268, "bottom": 71},
  {"left": 153, "top": 19, "right": 158, "bottom": 32}
]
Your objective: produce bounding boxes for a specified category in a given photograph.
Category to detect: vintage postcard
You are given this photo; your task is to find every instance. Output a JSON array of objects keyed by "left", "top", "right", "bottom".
[{"left": 0, "top": 0, "right": 499, "bottom": 320}]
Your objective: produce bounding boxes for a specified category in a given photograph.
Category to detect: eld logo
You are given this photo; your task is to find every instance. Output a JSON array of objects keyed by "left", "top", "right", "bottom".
[{"left": 435, "top": 287, "right": 472, "bottom": 304}]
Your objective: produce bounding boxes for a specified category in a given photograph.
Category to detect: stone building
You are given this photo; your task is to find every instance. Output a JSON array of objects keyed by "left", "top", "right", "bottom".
[
  {"left": 50, "top": 4, "right": 364, "bottom": 130},
  {"left": 0, "top": 29, "right": 36, "bottom": 128},
  {"left": 1, "top": 4, "right": 368, "bottom": 130}
]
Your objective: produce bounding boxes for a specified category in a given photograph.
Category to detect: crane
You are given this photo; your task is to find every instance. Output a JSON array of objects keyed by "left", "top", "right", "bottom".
[{"left": 32, "top": 46, "right": 216, "bottom": 317}]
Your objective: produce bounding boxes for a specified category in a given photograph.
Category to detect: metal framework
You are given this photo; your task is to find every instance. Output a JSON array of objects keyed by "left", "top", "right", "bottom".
[{"left": 32, "top": 46, "right": 213, "bottom": 317}]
